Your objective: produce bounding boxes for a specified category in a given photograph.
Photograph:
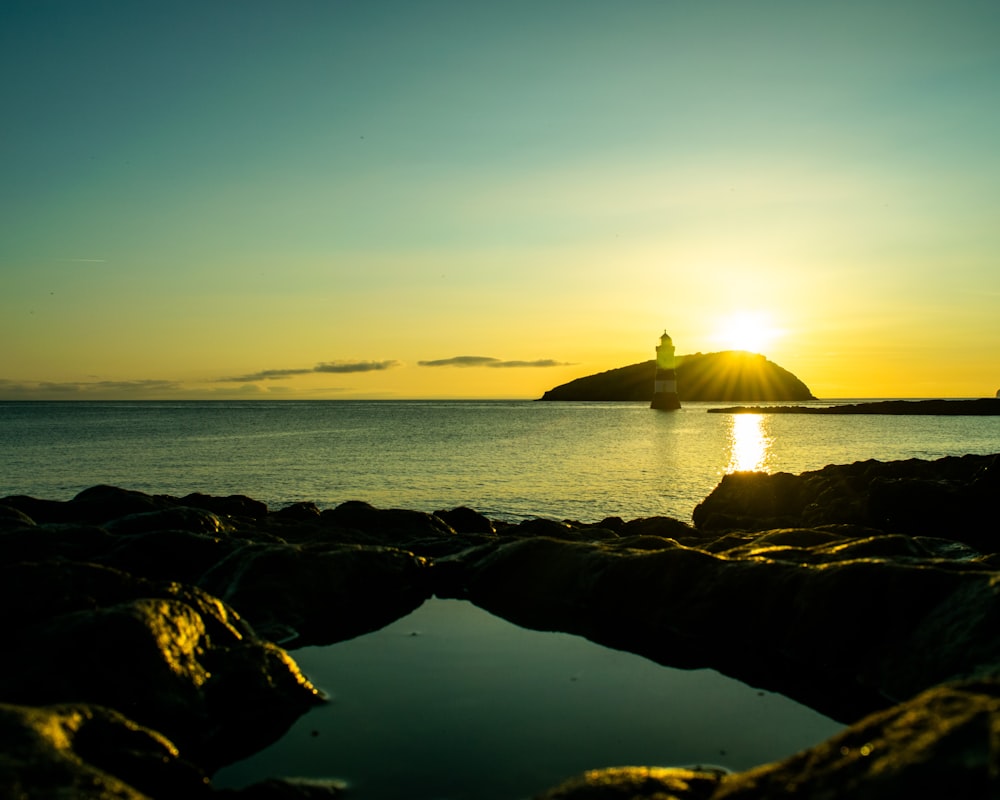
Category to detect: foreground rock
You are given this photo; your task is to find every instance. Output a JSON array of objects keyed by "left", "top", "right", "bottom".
[
  {"left": 0, "top": 702, "right": 211, "bottom": 799},
  {"left": 0, "top": 560, "right": 324, "bottom": 770},
  {"left": 2, "top": 454, "right": 999, "bottom": 798},
  {"left": 692, "top": 452, "right": 999, "bottom": 547}
]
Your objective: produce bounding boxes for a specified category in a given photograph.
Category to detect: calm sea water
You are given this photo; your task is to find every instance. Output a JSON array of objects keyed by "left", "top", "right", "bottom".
[{"left": 2, "top": 400, "right": 998, "bottom": 522}]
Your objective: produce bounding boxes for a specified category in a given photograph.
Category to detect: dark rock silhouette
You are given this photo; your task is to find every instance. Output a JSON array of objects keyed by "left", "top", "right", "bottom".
[
  {"left": 539, "top": 351, "right": 815, "bottom": 401},
  {"left": 692, "top": 453, "right": 1000, "bottom": 549},
  {"left": 1, "top": 455, "right": 999, "bottom": 797},
  {"left": 711, "top": 398, "right": 1000, "bottom": 415}
]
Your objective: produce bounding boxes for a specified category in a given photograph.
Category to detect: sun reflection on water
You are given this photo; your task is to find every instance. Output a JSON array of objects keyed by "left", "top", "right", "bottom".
[{"left": 726, "top": 414, "right": 773, "bottom": 473}]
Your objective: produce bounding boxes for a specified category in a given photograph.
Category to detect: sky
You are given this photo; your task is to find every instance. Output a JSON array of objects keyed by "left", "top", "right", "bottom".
[{"left": 2, "top": 0, "right": 999, "bottom": 400}]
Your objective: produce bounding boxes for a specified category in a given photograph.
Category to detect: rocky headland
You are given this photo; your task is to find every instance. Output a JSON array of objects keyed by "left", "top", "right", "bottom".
[
  {"left": 539, "top": 351, "right": 815, "bottom": 402},
  {"left": 2, "top": 453, "right": 999, "bottom": 798}
]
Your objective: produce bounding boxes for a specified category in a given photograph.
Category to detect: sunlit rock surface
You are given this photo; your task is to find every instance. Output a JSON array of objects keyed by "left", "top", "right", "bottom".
[
  {"left": 1, "top": 453, "right": 998, "bottom": 797},
  {"left": 0, "top": 702, "right": 210, "bottom": 799},
  {"left": 0, "top": 560, "right": 323, "bottom": 770}
]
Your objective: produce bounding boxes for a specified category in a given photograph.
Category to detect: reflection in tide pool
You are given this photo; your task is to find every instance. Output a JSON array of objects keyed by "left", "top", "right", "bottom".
[
  {"left": 726, "top": 414, "right": 774, "bottom": 473},
  {"left": 215, "top": 599, "right": 842, "bottom": 800}
]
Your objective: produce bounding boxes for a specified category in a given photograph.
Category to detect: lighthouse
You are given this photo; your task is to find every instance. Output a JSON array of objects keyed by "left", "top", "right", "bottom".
[{"left": 651, "top": 331, "right": 681, "bottom": 410}]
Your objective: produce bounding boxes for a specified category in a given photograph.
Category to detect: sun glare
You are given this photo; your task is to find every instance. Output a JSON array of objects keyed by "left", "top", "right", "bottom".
[
  {"left": 727, "top": 414, "right": 773, "bottom": 473},
  {"left": 714, "top": 312, "right": 780, "bottom": 354}
]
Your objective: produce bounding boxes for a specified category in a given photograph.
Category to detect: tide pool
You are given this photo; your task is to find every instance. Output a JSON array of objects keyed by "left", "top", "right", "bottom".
[{"left": 215, "top": 598, "right": 842, "bottom": 799}]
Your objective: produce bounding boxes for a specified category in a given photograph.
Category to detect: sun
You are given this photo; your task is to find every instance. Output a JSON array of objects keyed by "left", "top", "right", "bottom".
[{"left": 713, "top": 311, "right": 780, "bottom": 354}]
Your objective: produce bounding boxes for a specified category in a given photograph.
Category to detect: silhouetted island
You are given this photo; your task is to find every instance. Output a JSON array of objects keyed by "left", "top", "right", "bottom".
[
  {"left": 539, "top": 350, "right": 815, "bottom": 402},
  {"left": 709, "top": 398, "right": 1000, "bottom": 415}
]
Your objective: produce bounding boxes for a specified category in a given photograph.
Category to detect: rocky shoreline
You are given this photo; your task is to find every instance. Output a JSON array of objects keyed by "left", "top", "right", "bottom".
[{"left": 3, "top": 453, "right": 999, "bottom": 798}]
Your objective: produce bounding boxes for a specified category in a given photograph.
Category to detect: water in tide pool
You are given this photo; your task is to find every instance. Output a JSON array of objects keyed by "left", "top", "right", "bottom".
[
  {"left": 214, "top": 597, "right": 843, "bottom": 799},
  {"left": 2, "top": 399, "right": 999, "bottom": 522}
]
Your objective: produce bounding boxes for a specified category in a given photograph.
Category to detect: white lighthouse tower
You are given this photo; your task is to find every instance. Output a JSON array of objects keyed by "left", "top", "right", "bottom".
[{"left": 651, "top": 331, "right": 681, "bottom": 410}]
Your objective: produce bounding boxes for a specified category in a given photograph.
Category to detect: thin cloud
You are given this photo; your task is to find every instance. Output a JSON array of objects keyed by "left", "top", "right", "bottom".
[
  {"left": 492, "top": 359, "right": 570, "bottom": 368},
  {"left": 419, "top": 356, "right": 501, "bottom": 368},
  {"left": 56, "top": 258, "right": 108, "bottom": 263},
  {"left": 314, "top": 360, "right": 400, "bottom": 373},
  {"left": 221, "top": 360, "right": 400, "bottom": 382},
  {"left": 220, "top": 368, "right": 315, "bottom": 383},
  {"left": 42, "top": 379, "right": 181, "bottom": 392},
  {"left": 419, "top": 356, "right": 572, "bottom": 368},
  {"left": 0, "top": 379, "right": 182, "bottom": 397}
]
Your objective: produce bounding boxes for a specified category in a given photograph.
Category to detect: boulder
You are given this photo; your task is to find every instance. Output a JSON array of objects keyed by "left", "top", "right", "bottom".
[
  {"left": 434, "top": 506, "right": 495, "bottom": 534},
  {"left": 319, "top": 500, "right": 455, "bottom": 541},
  {"left": 0, "top": 504, "right": 36, "bottom": 529},
  {"left": 197, "top": 542, "right": 433, "bottom": 647},
  {"left": 103, "top": 506, "right": 235, "bottom": 537},
  {"left": 179, "top": 492, "right": 270, "bottom": 522},
  {"left": 692, "top": 454, "right": 1000, "bottom": 549},
  {"left": 0, "top": 702, "right": 212, "bottom": 800},
  {"left": 0, "top": 561, "right": 324, "bottom": 769}
]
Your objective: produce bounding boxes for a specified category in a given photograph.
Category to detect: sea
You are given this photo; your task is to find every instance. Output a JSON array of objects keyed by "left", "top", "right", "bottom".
[
  {"left": 5, "top": 399, "right": 1000, "bottom": 798},
  {"left": 2, "top": 399, "right": 999, "bottom": 522}
]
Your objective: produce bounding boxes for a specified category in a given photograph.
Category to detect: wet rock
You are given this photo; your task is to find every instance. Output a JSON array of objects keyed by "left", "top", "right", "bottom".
[
  {"left": 103, "top": 506, "right": 235, "bottom": 537},
  {"left": 0, "top": 522, "right": 115, "bottom": 563},
  {"left": 180, "top": 492, "right": 270, "bottom": 522},
  {"left": 68, "top": 484, "right": 175, "bottom": 524},
  {"left": 692, "top": 471, "right": 808, "bottom": 532},
  {"left": 535, "top": 765, "right": 723, "bottom": 800},
  {"left": 274, "top": 501, "right": 322, "bottom": 521},
  {"left": 693, "top": 454, "right": 1000, "bottom": 549},
  {"left": 508, "top": 517, "right": 620, "bottom": 541},
  {"left": 96, "top": 528, "right": 240, "bottom": 584},
  {"left": 434, "top": 505, "right": 495, "bottom": 534},
  {"left": 197, "top": 542, "right": 432, "bottom": 647},
  {"left": 0, "top": 561, "right": 324, "bottom": 769},
  {"left": 0, "top": 702, "right": 212, "bottom": 799},
  {"left": 0, "top": 504, "right": 36, "bottom": 529},
  {"left": 319, "top": 500, "right": 455, "bottom": 542},
  {"left": 619, "top": 515, "right": 701, "bottom": 540},
  {"left": 0, "top": 494, "right": 74, "bottom": 524}
]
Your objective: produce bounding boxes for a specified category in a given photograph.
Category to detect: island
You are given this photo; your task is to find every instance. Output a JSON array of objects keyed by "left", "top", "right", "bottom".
[{"left": 539, "top": 350, "right": 815, "bottom": 402}]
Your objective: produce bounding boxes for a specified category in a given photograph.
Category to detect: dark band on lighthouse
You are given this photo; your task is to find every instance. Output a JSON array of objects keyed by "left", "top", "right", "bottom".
[{"left": 651, "top": 331, "right": 681, "bottom": 410}]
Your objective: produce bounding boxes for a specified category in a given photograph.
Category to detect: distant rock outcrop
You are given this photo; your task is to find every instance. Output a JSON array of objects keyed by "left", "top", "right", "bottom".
[
  {"left": 710, "top": 399, "right": 1000, "bottom": 415},
  {"left": 539, "top": 351, "right": 815, "bottom": 402}
]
